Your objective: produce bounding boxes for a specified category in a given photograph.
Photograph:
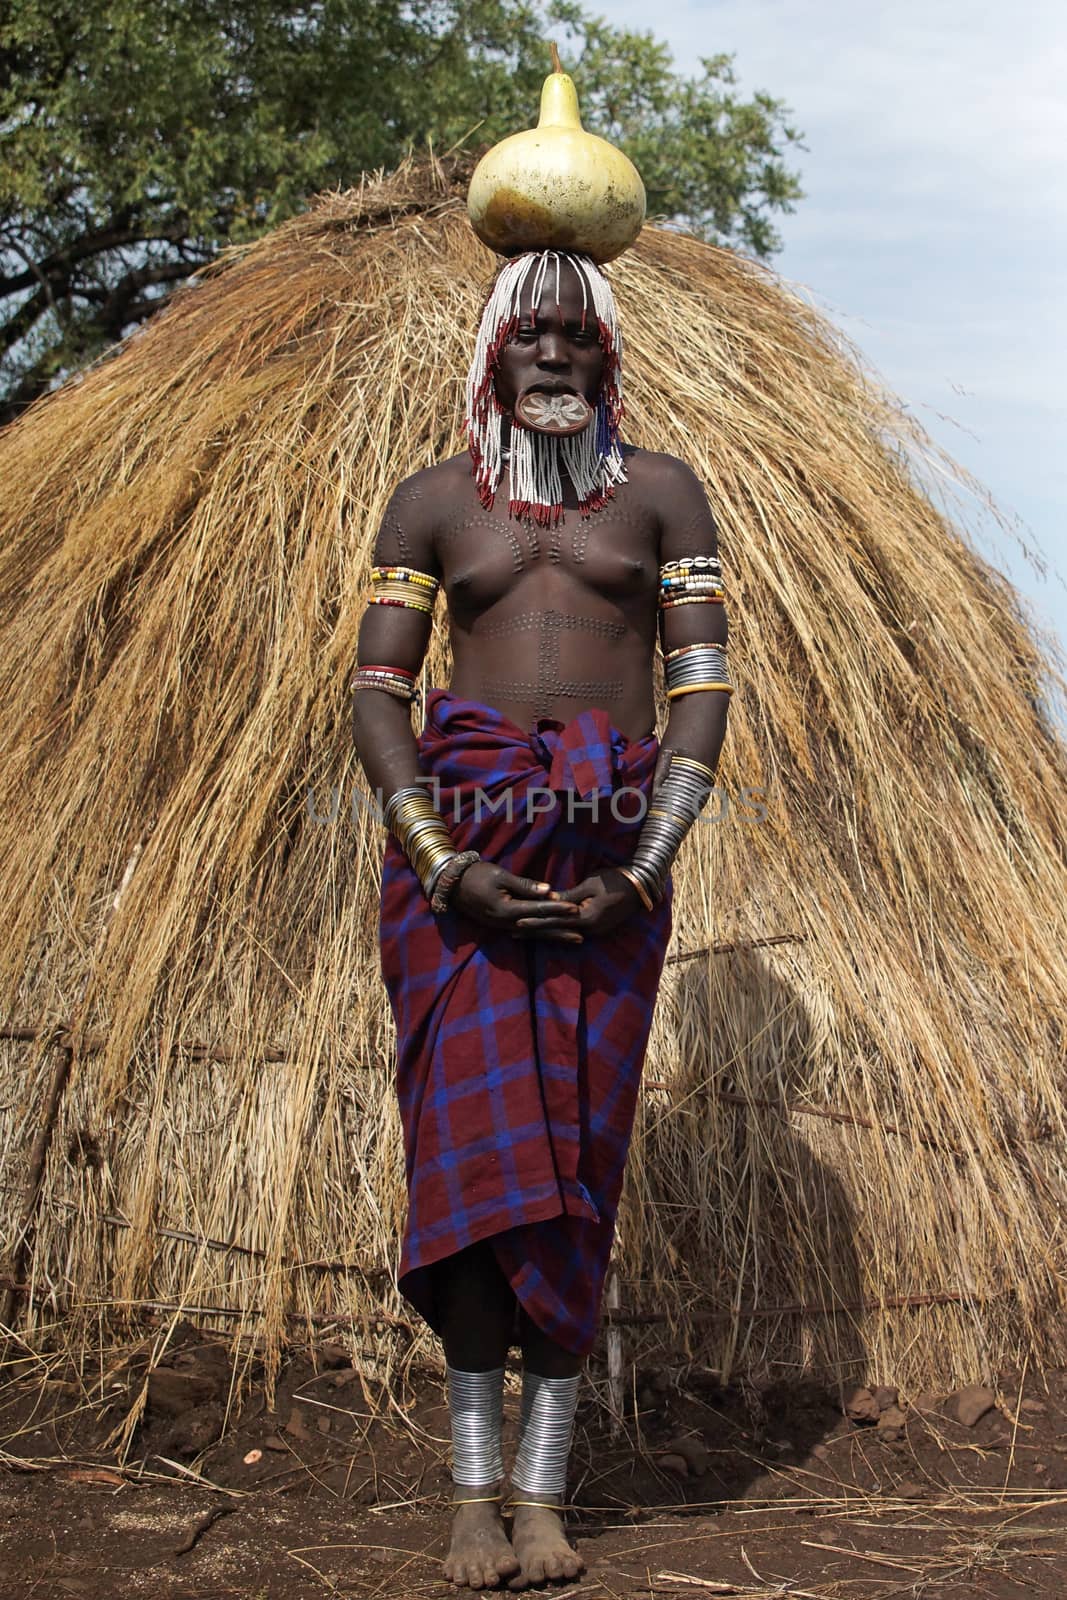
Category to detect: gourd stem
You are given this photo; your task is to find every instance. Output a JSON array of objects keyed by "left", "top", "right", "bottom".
[{"left": 549, "top": 41, "right": 563, "bottom": 74}]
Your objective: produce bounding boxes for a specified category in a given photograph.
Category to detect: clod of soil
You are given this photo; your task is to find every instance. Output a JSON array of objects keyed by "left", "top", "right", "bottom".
[
  {"left": 842, "top": 1385, "right": 881, "bottom": 1423},
  {"left": 146, "top": 1368, "right": 221, "bottom": 1418},
  {"left": 954, "top": 1383, "right": 997, "bottom": 1426}
]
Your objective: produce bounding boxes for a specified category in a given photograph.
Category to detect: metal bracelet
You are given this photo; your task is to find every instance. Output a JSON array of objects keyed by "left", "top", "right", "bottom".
[
  {"left": 447, "top": 1366, "right": 505, "bottom": 1487},
  {"left": 510, "top": 1372, "right": 581, "bottom": 1499},
  {"left": 628, "top": 758, "right": 716, "bottom": 902}
]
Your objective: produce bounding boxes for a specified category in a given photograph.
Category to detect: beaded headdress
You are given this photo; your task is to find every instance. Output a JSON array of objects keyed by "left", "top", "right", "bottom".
[{"left": 464, "top": 249, "right": 627, "bottom": 527}]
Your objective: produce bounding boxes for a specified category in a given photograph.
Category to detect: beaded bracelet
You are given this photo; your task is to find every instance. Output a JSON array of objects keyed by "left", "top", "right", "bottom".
[
  {"left": 428, "top": 850, "right": 481, "bottom": 914},
  {"left": 658, "top": 554, "right": 725, "bottom": 615},
  {"left": 350, "top": 664, "right": 418, "bottom": 701},
  {"left": 368, "top": 565, "right": 440, "bottom": 614}
]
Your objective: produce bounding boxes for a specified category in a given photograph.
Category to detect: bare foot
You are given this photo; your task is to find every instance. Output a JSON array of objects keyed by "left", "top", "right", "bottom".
[
  {"left": 507, "top": 1503, "right": 585, "bottom": 1588},
  {"left": 444, "top": 1499, "right": 522, "bottom": 1589}
]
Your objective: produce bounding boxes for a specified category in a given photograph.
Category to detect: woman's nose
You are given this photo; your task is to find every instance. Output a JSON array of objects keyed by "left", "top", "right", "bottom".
[{"left": 537, "top": 331, "right": 568, "bottom": 365}]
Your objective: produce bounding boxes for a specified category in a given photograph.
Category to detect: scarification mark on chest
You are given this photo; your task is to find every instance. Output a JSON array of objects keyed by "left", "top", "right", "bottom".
[
  {"left": 569, "top": 503, "right": 650, "bottom": 564},
  {"left": 440, "top": 511, "right": 541, "bottom": 569},
  {"left": 477, "top": 608, "right": 626, "bottom": 715}
]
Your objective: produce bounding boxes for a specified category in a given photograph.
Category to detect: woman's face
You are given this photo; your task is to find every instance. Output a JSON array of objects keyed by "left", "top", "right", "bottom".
[{"left": 491, "top": 261, "right": 605, "bottom": 418}]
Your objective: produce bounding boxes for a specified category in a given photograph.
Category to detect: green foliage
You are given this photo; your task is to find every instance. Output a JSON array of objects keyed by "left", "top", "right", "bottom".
[{"left": 0, "top": 0, "right": 804, "bottom": 416}]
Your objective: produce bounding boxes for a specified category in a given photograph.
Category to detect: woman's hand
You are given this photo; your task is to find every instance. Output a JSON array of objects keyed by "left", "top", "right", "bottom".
[
  {"left": 516, "top": 867, "right": 643, "bottom": 940},
  {"left": 450, "top": 861, "right": 584, "bottom": 943}
]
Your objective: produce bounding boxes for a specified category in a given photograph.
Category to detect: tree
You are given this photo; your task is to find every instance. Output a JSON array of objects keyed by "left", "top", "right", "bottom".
[{"left": 0, "top": 0, "right": 804, "bottom": 419}]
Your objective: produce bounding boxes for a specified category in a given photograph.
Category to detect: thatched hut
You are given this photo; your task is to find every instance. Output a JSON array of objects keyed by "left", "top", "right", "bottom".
[{"left": 2, "top": 158, "right": 1065, "bottom": 1403}]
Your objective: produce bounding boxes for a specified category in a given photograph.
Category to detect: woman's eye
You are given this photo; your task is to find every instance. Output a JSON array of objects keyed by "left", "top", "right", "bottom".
[{"left": 515, "top": 328, "right": 539, "bottom": 341}]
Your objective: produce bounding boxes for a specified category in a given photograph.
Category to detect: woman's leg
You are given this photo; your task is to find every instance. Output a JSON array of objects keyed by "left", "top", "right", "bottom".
[
  {"left": 507, "top": 1307, "right": 585, "bottom": 1588},
  {"left": 432, "top": 1242, "right": 521, "bottom": 1590}
]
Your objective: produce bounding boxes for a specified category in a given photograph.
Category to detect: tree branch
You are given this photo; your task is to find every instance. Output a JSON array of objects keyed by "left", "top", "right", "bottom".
[
  {"left": 0, "top": 210, "right": 195, "bottom": 300},
  {"left": 94, "top": 260, "right": 197, "bottom": 340}
]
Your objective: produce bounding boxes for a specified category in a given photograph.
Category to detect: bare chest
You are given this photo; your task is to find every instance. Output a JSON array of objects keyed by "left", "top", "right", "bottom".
[{"left": 437, "top": 499, "right": 658, "bottom": 615}]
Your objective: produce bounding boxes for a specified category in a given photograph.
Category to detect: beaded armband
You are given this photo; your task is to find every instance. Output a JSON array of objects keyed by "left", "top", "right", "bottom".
[
  {"left": 664, "top": 643, "right": 733, "bottom": 700},
  {"left": 368, "top": 564, "right": 440, "bottom": 615},
  {"left": 658, "top": 554, "right": 725, "bottom": 612},
  {"left": 350, "top": 664, "right": 418, "bottom": 701}
]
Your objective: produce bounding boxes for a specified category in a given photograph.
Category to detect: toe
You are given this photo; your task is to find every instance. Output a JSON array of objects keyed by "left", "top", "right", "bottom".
[{"left": 544, "top": 1553, "right": 564, "bottom": 1580}]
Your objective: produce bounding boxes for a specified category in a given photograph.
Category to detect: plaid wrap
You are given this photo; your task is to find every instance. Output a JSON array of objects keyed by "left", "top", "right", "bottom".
[{"left": 379, "top": 687, "right": 673, "bottom": 1356}]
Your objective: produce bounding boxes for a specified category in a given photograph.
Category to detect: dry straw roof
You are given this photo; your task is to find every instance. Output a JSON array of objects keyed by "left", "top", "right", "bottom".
[{"left": 1, "top": 158, "right": 1065, "bottom": 1398}]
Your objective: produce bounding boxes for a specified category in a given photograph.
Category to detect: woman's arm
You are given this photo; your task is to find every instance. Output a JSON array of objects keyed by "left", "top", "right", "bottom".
[
  {"left": 547, "top": 458, "right": 732, "bottom": 932},
  {"left": 351, "top": 474, "right": 441, "bottom": 799},
  {"left": 353, "top": 475, "right": 580, "bottom": 937}
]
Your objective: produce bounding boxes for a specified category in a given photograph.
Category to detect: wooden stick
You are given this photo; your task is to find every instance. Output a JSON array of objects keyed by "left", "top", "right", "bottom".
[
  {"left": 605, "top": 1266, "right": 623, "bottom": 1436},
  {"left": 603, "top": 1288, "right": 994, "bottom": 1326},
  {"left": 0, "top": 1275, "right": 991, "bottom": 1327},
  {"left": 0, "top": 1022, "right": 293, "bottom": 1064},
  {"left": 173, "top": 1500, "right": 236, "bottom": 1555},
  {"left": 86, "top": 1209, "right": 389, "bottom": 1277},
  {"left": 7, "top": 1018, "right": 1040, "bottom": 1155},
  {"left": 667, "top": 931, "right": 806, "bottom": 965},
  {"left": 713, "top": 1089, "right": 960, "bottom": 1152}
]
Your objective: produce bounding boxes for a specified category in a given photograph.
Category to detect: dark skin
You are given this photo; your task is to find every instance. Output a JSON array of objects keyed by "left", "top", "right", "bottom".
[{"left": 352, "top": 262, "right": 729, "bottom": 1589}]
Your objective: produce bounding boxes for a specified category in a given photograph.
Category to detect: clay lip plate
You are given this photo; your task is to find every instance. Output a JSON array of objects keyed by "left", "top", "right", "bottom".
[{"left": 513, "top": 388, "right": 594, "bottom": 436}]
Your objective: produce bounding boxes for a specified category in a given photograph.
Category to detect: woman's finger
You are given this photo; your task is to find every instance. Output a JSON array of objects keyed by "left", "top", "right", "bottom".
[
  {"left": 493, "top": 870, "right": 555, "bottom": 899},
  {"left": 554, "top": 878, "right": 601, "bottom": 904},
  {"left": 500, "top": 899, "right": 579, "bottom": 921},
  {"left": 515, "top": 921, "right": 585, "bottom": 934}
]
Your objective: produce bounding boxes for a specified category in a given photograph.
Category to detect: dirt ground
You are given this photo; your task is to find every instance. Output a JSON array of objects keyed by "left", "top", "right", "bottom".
[{"left": 3, "top": 1325, "right": 1067, "bottom": 1599}]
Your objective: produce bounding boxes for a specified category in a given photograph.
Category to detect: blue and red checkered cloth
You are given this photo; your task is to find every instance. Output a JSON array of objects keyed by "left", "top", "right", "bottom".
[{"left": 379, "top": 688, "right": 672, "bottom": 1356}]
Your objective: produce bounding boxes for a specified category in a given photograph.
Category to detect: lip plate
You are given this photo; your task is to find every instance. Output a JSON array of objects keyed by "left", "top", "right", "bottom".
[{"left": 513, "top": 389, "right": 594, "bottom": 437}]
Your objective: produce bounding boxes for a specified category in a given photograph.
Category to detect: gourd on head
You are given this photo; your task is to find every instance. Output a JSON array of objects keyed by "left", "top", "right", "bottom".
[{"left": 467, "top": 44, "right": 646, "bottom": 264}]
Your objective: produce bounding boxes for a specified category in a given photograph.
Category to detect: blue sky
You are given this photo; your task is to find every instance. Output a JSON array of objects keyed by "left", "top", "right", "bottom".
[{"left": 607, "top": 0, "right": 1067, "bottom": 709}]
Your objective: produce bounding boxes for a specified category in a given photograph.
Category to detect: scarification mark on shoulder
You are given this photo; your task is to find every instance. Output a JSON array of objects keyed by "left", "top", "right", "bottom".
[
  {"left": 678, "top": 496, "right": 717, "bottom": 543},
  {"left": 379, "top": 512, "right": 410, "bottom": 561}
]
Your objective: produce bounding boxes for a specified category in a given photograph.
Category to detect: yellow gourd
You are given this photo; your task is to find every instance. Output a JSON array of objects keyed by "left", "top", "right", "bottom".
[{"left": 467, "top": 47, "right": 646, "bottom": 263}]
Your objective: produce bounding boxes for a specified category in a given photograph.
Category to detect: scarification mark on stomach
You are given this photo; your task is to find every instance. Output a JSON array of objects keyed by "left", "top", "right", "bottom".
[
  {"left": 477, "top": 609, "right": 626, "bottom": 641},
  {"left": 475, "top": 608, "right": 628, "bottom": 715}
]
